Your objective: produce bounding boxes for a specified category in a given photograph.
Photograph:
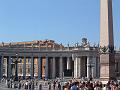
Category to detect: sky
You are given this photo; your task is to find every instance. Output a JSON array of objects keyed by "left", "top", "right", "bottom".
[{"left": 0, "top": 0, "right": 120, "bottom": 47}]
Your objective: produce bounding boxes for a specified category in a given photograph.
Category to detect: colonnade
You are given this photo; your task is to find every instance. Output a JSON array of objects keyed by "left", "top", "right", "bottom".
[
  {"left": 74, "top": 56, "right": 99, "bottom": 79},
  {"left": 0, "top": 55, "right": 73, "bottom": 80},
  {"left": 0, "top": 55, "right": 99, "bottom": 80}
]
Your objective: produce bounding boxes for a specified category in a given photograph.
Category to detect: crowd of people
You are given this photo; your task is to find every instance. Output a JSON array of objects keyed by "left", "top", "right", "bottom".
[
  {"left": 51, "top": 78, "right": 120, "bottom": 90},
  {"left": 1, "top": 77, "right": 120, "bottom": 90},
  {"left": 62, "top": 80, "right": 120, "bottom": 90},
  {"left": 1, "top": 77, "right": 37, "bottom": 89}
]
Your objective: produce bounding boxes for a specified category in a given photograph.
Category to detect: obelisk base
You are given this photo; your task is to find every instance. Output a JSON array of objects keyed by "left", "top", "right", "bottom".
[{"left": 100, "top": 53, "right": 115, "bottom": 81}]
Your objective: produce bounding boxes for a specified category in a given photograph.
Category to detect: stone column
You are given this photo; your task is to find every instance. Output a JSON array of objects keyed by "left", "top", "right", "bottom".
[
  {"left": 96, "top": 57, "right": 100, "bottom": 78},
  {"left": 87, "top": 56, "right": 91, "bottom": 79},
  {"left": 74, "top": 57, "right": 78, "bottom": 78},
  {"left": 92, "top": 57, "right": 97, "bottom": 78},
  {"left": 38, "top": 57, "right": 42, "bottom": 80},
  {"left": 52, "top": 57, "right": 56, "bottom": 79},
  {"left": 45, "top": 57, "right": 48, "bottom": 79},
  {"left": 77, "top": 58, "right": 81, "bottom": 78},
  {"left": 78, "top": 57, "right": 81, "bottom": 78},
  {"left": 59, "top": 57, "right": 63, "bottom": 78},
  {"left": 5, "top": 58, "right": 7, "bottom": 77},
  {"left": 67, "top": 57, "right": 71, "bottom": 70},
  {"left": 23, "top": 56, "right": 26, "bottom": 79},
  {"left": 8, "top": 56, "right": 12, "bottom": 79},
  {"left": 74, "top": 57, "right": 81, "bottom": 78},
  {"left": 80, "top": 57, "right": 86, "bottom": 78},
  {"left": 13, "top": 56, "right": 19, "bottom": 81},
  {"left": 31, "top": 57, "right": 34, "bottom": 79},
  {"left": 0, "top": 56, "right": 3, "bottom": 79}
]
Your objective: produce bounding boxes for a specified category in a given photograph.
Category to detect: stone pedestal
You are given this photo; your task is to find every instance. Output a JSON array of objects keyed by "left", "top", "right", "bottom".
[{"left": 100, "top": 54, "right": 115, "bottom": 80}]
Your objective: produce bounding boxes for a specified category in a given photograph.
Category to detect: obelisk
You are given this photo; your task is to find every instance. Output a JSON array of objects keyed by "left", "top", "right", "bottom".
[{"left": 100, "top": 0, "right": 115, "bottom": 80}]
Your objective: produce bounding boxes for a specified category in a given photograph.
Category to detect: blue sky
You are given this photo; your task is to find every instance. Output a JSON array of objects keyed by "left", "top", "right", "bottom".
[{"left": 0, "top": 0, "right": 120, "bottom": 47}]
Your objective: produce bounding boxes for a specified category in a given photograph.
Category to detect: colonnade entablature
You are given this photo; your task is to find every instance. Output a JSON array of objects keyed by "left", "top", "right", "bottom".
[{"left": 0, "top": 50, "right": 99, "bottom": 58}]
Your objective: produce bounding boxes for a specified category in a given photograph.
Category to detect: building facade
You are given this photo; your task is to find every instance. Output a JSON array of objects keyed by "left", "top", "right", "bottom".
[{"left": 0, "top": 39, "right": 120, "bottom": 80}]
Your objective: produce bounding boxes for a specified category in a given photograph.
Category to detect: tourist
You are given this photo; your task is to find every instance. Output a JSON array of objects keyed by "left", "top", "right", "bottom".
[
  {"left": 29, "top": 81, "right": 32, "bottom": 90},
  {"left": 58, "top": 82, "right": 61, "bottom": 90},
  {"left": 102, "top": 84, "right": 107, "bottom": 90},
  {"left": 25, "top": 80, "right": 28, "bottom": 89},
  {"left": 111, "top": 86, "right": 118, "bottom": 90},
  {"left": 53, "top": 80, "right": 56, "bottom": 90},
  {"left": 70, "top": 82, "right": 79, "bottom": 90}
]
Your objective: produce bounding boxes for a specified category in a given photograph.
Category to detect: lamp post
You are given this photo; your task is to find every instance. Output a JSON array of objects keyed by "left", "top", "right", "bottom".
[
  {"left": 88, "top": 63, "right": 94, "bottom": 81},
  {"left": 12, "top": 53, "right": 19, "bottom": 81},
  {"left": 89, "top": 64, "right": 92, "bottom": 80}
]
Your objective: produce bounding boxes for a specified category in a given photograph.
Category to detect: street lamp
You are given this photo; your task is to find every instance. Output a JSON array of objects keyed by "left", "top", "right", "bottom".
[
  {"left": 89, "top": 64, "right": 92, "bottom": 80},
  {"left": 88, "top": 63, "right": 94, "bottom": 81},
  {"left": 12, "top": 53, "right": 19, "bottom": 81}
]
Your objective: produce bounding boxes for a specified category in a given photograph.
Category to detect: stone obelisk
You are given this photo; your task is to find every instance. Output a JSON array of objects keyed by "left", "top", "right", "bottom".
[{"left": 100, "top": 0, "right": 115, "bottom": 80}]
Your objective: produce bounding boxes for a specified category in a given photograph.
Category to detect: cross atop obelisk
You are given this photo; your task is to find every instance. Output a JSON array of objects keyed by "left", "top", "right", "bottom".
[{"left": 100, "top": 0, "right": 115, "bottom": 80}]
